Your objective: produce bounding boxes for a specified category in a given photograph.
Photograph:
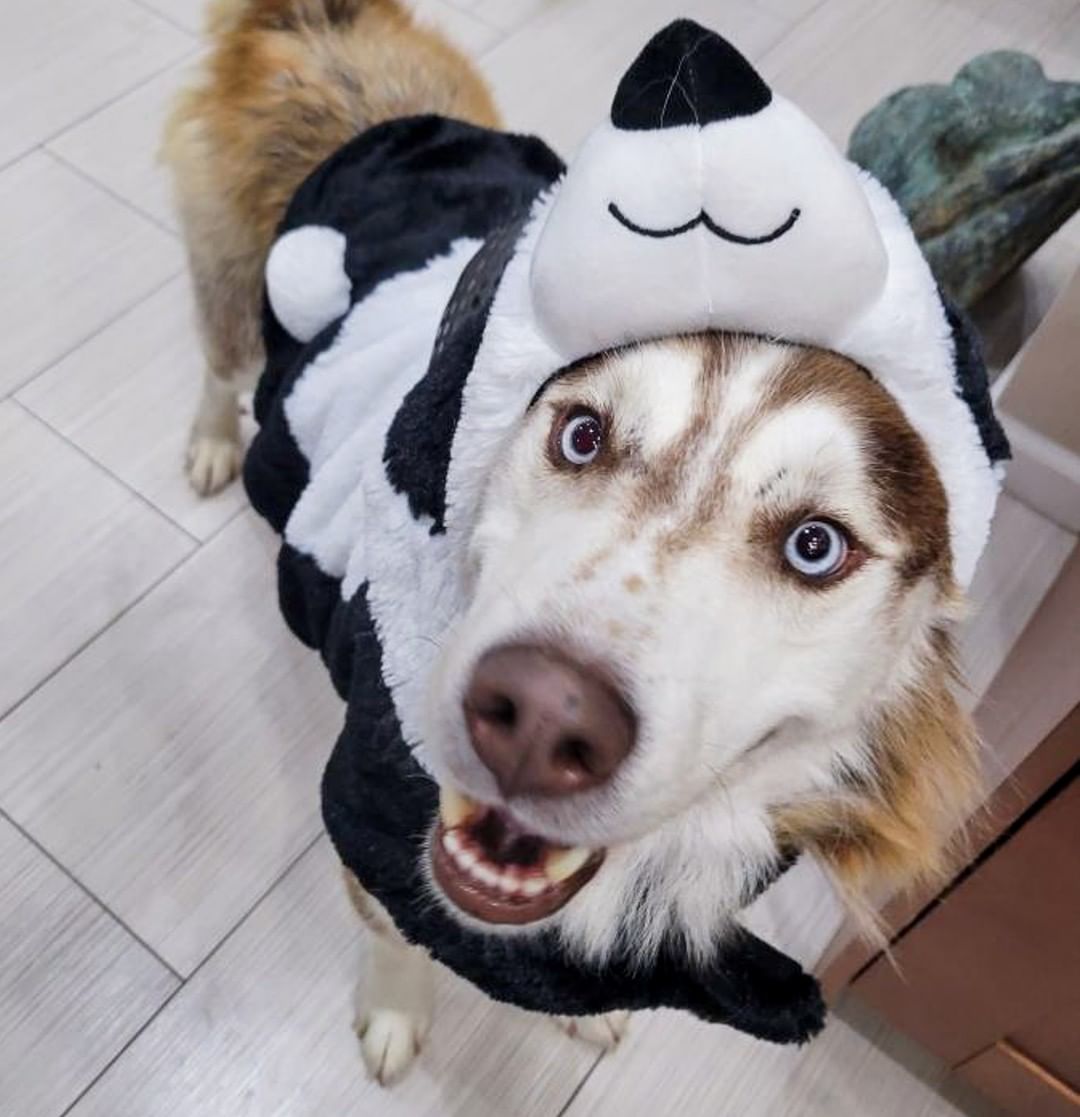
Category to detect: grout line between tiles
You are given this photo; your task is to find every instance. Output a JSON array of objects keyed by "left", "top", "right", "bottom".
[
  {"left": 9, "top": 399, "right": 202, "bottom": 545},
  {"left": 554, "top": 1051, "right": 606, "bottom": 1117},
  {"left": 56, "top": 831, "right": 327, "bottom": 1117},
  {"left": 439, "top": 0, "right": 504, "bottom": 36},
  {"left": 9, "top": 267, "right": 184, "bottom": 400},
  {"left": 127, "top": 0, "right": 204, "bottom": 37},
  {"left": 754, "top": 0, "right": 834, "bottom": 71},
  {"left": 0, "top": 46, "right": 201, "bottom": 179},
  {"left": 0, "top": 537, "right": 195, "bottom": 726},
  {"left": 45, "top": 147, "right": 180, "bottom": 239},
  {"left": 0, "top": 141, "right": 42, "bottom": 183},
  {"left": 0, "top": 805, "right": 183, "bottom": 983},
  {"left": 478, "top": 26, "right": 512, "bottom": 59},
  {"left": 199, "top": 500, "right": 253, "bottom": 545}
]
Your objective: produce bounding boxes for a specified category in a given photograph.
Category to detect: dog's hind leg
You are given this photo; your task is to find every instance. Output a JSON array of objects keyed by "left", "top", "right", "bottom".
[
  {"left": 346, "top": 872, "right": 435, "bottom": 1087},
  {"left": 164, "top": 105, "right": 267, "bottom": 496},
  {"left": 183, "top": 232, "right": 264, "bottom": 495}
]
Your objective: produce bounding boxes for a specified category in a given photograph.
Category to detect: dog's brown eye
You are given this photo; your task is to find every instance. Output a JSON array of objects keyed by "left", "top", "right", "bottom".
[
  {"left": 559, "top": 411, "right": 604, "bottom": 466},
  {"left": 783, "top": 519, "right": 849, "bottom": 579}
]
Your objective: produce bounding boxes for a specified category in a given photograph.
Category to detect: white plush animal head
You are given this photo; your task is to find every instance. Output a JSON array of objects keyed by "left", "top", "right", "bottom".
[
  {"left": 425, "top": 335, "right": 979, "bottom": 962},
  {"left": 530, "top": 24, "right": 889, "bottom": 355}
]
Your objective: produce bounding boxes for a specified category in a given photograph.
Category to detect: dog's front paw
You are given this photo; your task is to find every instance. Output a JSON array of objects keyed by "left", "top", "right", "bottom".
[
  {"left": 357, "top": 1008, "right": 428, "bottom": 1086},
  {"left": 186, "top": 434, "right": 243, "bottom": 496},
  {"left": 553, "top": 1011, "right": 631, "bottom": 1050}
]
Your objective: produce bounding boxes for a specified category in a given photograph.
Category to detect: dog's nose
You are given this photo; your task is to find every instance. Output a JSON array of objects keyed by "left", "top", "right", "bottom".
[{"left": 464, "top": 644, "right": 635, "bottom": 798}]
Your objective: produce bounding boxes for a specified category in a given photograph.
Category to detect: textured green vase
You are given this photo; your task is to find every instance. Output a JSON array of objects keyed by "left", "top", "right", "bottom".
[{"left": 849, "top": 51, "right": 1080, "bottom": 309}]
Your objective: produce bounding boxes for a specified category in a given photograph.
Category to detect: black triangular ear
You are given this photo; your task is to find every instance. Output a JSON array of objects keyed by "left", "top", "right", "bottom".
[{"left": 611, "top": 19, "right": 772, "bottom": 131}]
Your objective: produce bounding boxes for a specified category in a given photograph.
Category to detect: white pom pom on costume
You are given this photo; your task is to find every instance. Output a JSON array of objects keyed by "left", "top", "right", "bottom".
[{"left": 267, "top": 225, "right": 352, "bottom": 343}]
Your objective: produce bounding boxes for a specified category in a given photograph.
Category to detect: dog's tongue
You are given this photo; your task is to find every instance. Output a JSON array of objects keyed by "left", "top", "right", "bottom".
[{"left": 471, "top": 808, "right": 546, "bottom": 866}]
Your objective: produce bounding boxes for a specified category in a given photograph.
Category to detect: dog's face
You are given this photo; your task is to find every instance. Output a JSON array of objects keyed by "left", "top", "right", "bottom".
[{"left": 425, "top": 334, "right": 976, "bottom": 961}]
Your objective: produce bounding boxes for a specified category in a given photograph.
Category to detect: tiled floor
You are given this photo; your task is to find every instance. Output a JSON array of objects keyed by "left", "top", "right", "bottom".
[{"left": 0, "top": 2, "right": 1076, "bottom": 1115}]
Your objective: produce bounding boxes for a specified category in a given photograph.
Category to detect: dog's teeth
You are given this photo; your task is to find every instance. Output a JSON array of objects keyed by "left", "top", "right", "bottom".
[
  {"left": 497, "top": 871, "right": 522, "bottom": 895},
  {"left": 521, "top": 877, "right": 547, "bottom": 898},
  {"left": 473, "top": 862, "right": 500, "bottom": 888},
  {"left": 439, "top": 785, "right": 475, "bottom": 829},
  {"left": 455, "top": 847, "right": 479, "bottom": 871},
  {"left": 443, "top": 828, "right": 463, "bottom": 855},
  {"left": 544, "top": 846, "right": 591, "bottom": 883}
]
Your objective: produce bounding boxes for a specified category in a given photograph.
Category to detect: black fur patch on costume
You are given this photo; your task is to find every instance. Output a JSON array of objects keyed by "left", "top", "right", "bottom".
[
  {"left": 273, "top": 115, "right": 563, "bottom": 312},
  {"left": 321, "top": 585, "right": 825, "bottom": 1042},
  {"left": 612, "top": 19, "right": 772, "bottom": 130},
  {"left": 277, "top": 544, "right": 340, "bottom": 654},
  {"left": 246, "top": 314, "right": 343, "bottom": 536},
  {"left": 384, "top": 215, "right": 534, "bottom": 534},
  {"left": 942, "top": 292, "right": 1010, "bottom": 463},
  {"left": 248, "top": 116, "right": 563, "bottom": 536}
]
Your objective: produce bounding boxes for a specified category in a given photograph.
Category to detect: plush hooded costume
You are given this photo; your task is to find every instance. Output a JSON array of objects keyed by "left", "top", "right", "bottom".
[{"left": 244, "top": 20, "right": 1007, "bottom": 1045}]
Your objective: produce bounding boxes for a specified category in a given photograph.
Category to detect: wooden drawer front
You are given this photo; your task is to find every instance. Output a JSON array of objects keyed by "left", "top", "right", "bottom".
[
  {"left": 851, "top": 773, "right": 1079, "bottom": 1068},
  {"left": 958, "top": 1041, "right": 1079, "bottom": 1117}
]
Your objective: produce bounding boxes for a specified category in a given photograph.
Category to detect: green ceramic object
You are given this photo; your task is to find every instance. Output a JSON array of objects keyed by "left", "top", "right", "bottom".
[{"left": 849, "top": 51, "right": 1080, "bottom": 308}]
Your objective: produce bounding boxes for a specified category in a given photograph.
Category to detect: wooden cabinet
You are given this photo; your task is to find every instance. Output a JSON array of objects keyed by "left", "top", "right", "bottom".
[
  {"left": 957, "top": 1040, "right": 1079, "bottom": 1117},
  {"left": 852, "top": 750, "right": 1078, "bottom": 1108},
  {"left": 819, "top": 553, "right": 1080, "bottom": 1115}
]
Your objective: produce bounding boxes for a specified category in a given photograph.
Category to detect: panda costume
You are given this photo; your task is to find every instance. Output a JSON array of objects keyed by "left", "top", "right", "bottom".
[{"left": 244, "top": 20, "right": 1008, "bottom": 1044}]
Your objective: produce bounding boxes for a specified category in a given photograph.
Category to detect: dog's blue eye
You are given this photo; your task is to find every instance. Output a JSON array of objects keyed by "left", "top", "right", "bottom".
[{"left": 783, "top": 520, "right": 848, "bottom": 578}]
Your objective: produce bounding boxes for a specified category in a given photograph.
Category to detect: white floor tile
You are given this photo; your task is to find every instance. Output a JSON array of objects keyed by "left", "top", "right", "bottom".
[
  {"left": 130, "top": 0, "right": 206, "bottom": 35},
  {"left": 18, "top": 277, "right": 249, "bottom": 542},
  {"left": 759, "top": 0, "right": 1080, "bottom": 148},
  {"left": 0, "top": 513, "right": 344, "bottom": 976},
  {"left": 0, "top": 0, "right": 192, "bottom": 169},
  {"left": 480, "top": 0, "right": 791, "bottom": 155},
  {"left": 562, "top": 997, "right": 967, "bottom": 1117},
  {"left": 0, "top": 815, "right": 177, "bottom": 1117},
  {"left": 959, "top": 493, "right": 1075, "bottom": 708},
  {"left": 449, "top": 0, "right": 553, "bottom": 33},
  {"left": 0, "top": 152, "right": 182, "bottom": 398},
  {"left": 754, "top": 0, "right": 826, "bottom": 20},
  {"left": 0, "top": 401, "right": 193, "bottom": 719},
  {"left": 135, "top": 0, "right": 501, "bottom": 49},
  {"left": 410, "top": 0, "right": 505, "bottom": 55},
  {"left": 67, "top": 837, "right": 598, "bottom": 1117},
  {"left": 48, "top": 53, "right": 201, "bottom": 234}
]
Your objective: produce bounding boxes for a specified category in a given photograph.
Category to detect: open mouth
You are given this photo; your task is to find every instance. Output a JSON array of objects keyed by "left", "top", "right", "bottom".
[{"left": 431, "top": 786, "right": 604, "bottom": 925}]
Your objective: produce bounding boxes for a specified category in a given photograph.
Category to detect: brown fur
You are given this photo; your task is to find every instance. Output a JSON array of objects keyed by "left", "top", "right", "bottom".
[
  {"left": 631, "top": 335, "right": 729, "bottom": 530},
  {"left": 773, "top": 627, "right": 980, "bottom": 935},
  {"left": 759, "top": 350, "right": 973, "bottom": 926},
  {"left": 763, "top": 346, "right": 952, "bottom": 585},
  {"left": 164, "top": 0, "right": 500, "bottom": 492}
]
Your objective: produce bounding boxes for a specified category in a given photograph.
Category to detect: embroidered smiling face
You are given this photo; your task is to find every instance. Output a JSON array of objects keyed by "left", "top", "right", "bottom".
[
  {"left": 529, "top": 22, "right": 888, "bottom": 358},
  {"left": 424, "top": 334, "right": 978, "bottom": 959}
]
